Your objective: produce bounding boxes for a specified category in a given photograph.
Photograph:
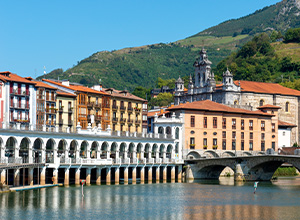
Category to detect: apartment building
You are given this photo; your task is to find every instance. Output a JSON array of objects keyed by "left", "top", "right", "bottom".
[{"left": 57, "top": 90, "right": 76, "bottom": 132}]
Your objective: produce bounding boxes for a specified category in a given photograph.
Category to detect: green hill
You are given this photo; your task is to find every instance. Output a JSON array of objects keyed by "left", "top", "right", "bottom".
[{"left": 39, "top": 0, "right": 300, "bottom": 91}]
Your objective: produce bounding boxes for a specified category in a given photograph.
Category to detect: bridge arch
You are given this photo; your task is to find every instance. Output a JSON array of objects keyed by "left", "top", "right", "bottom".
[
  {"left": 222, "top": 151, "right": 235, "bottom": 157},
  {"left": 186, "top": 151, "right": 201, "bottom": 159},
  {"left": 203, "top": 150, "right": 219, "bottom": 158}
]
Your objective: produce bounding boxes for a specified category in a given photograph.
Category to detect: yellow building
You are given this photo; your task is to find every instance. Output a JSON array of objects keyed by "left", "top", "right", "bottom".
[
  {"left": 104, "top": 88, "right": 148, "bottom": 133},
  {"left": 56, "top": 90, "right": 76, "bottom": 132},
  {"left": 167, "top": 100, "right": 279, "bottom": 152}
]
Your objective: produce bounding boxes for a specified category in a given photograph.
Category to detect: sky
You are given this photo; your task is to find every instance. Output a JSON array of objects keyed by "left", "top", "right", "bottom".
[{"left": 0, "top": 0, "right": 282, "bottom": 78}]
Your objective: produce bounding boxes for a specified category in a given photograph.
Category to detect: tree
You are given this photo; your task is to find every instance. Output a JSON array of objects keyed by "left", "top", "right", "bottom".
[{"left": 149, "top": 93, "right": 174, "bottom": 107}]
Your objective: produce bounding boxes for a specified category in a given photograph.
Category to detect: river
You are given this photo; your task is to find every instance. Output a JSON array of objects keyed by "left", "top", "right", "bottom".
[{"left": 1, "top": 177, "right": 300, "bottom": 220}]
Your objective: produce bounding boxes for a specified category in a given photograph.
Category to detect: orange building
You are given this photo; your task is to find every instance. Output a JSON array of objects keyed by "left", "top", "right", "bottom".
[
  {"left": 42, "top": 79, "right": 111, "bottom": 129},
  {"left": 167, "top": 100, "right": 279, "bottom": 153}
]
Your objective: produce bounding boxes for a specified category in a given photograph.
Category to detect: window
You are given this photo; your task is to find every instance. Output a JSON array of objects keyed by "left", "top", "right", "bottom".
[
  {"left": 232, "top": 141, "right": 236, "bottom": 150},
  {"left": 241, "top": 140, "right": 244, "bottom": 151},
  {"left": 232, "top": 119, "right": 236, "bottom": 129},
  {"left": 259, "top": 99, "right": 264, "bottom": 107},
  {"left": 203, "top": 138, "right": 207, "bottom": 147},
  {"left": 249, "top": 141, "right": 253, "bottom": 151},
  {"left": 283, "top": 131, "right": 286, "bottom": 136},
  {"left": 213, "top": 138, "right": 217, "bottom": 146},
  {"left": 222, "top": 140, "right": 226, "bottom": 150},
  {"left": 272, "top": 123, "right": 275, "bottom": 132},
  {"left": 232, "top": 131, "right": 236, "bottom": 139},
  {"left": 222, "top": 118, "right": 226, "bottom": 129},
  {"left": 261, "top": 133, "right": 265, "bottom": 140},
  {"left": 285, "top": 102, "right": 289, "bottom": 112},
  {"left": 222, "top": 131, "right": 226, "bottom": 138},
  {"left": 241, "top": 119, "right": 244, "bottom": 130},
  {"left": 261, "top": 121, "right": 265, "bottom": 131},
  {"left": 204, "top": 117, "right": 207, "bottom": 128},
  {"left": 241, "top": 132, "right": 244, "bottom": 140},
  {"left": 190, "top": 137, "right": 195, "bottom": 149},
  {"left": 250, "top": 132, "right": 253, "bottom": 139},
  {"left": 249, "top": 120, "right": 253, "bottom": 130},
  {"left": 234, "top": 100, "right": 238, "bottom": 105},
  {"left": 272, "top": 142, "right": 275, "bottom": 150},
  {"left": 213, "top": 117, "right": 217, "bottom": 128},
  {"left": 261, "top": 141, "right": 265, "bottom": 151},
  {"left": 191, "top": 116, "right": 195, "bottom": 127}
]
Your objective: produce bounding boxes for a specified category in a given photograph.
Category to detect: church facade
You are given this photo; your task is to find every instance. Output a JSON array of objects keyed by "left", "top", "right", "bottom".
[{"left": 174, "top": 49, "right": 300, "bottom": 146}]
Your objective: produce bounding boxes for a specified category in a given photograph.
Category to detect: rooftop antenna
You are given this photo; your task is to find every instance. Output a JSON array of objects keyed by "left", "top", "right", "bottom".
[{"left": 43, "top": 66, "right": 46, "bottom": 79}]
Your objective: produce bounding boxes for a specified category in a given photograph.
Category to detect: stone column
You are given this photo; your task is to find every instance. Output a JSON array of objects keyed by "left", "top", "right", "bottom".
[
  {"left": 148, "top": 166, "right": 152, "bottom": 184},
  {"left": 96, "top": 151, "right": 100, "bottom": 159},
  {"left": 41, "top": 148, "right": 46, "bottom": 163},
  {"left": 28, "top": 168, "right": 33, "bottom": 186},
  {"left": 96, "top": 168, "right": 101, "bottom": 185},
  {"left": 14, "top": 169, "right": 20, "bottom": 186},
  {"left": 177, "top": 165, "right": 182, "bottom": 183},
  {"left": 75, "top": 168, "right": 80, "bottom": 185},
  {"left": 53, "top": 149, "right": 58, "bottom": 164},
  {"left": 115, "top": 167, "right": 120, "bottom": 185},
  {"left": 140, "top": 167, "right": 145, "bottom": 184},
  {"left": 52, "top": 168, "right": 58, "bottom": 184},
  {"left": 124, "top": 167, "right": 129, "bottom": 184},
  {"left": 28, "top": 147, "right": 33, "bottom": 163},
  {"left": 86, "top": 168, "right": 91, "bottom": 186},
  {"left": 234, "top": 163, "right": 245, "bottom": 182},
  {"left": 156, "top": 166, "right": 160, "bottom": 183},
  {"left": 106, "top": 167, "right": 111, "bottom": 185},
  {"left": 132, "top": 167, "right": 137, "bottom": 184},
  {"left": 75, "top": 150, "right": 80, "bottom": 161},
  {"left": 163, "top": 166, "right": 167, "bottom": 183},
  {"left": 171, "top": 166, "right": 175, "bottom": 183},
  {"left": 40, "top": 167, "right": 46, "bottom": 185},
  {"left": 1, "top": 169, "right": 6, "bottom": 185},
  {"left": 64, "top": 168, "right": 70, "bottom": 186}
]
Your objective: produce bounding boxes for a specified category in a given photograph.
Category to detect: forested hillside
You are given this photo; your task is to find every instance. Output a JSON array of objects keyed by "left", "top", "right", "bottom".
[{"left": 39, "top": 0, "right": 300, "bottom": 92}]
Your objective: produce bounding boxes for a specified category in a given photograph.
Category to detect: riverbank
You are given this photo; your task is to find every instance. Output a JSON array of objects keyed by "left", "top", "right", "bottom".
[{"left": 273, "top": 167, "right": 299, "bottom": 177}]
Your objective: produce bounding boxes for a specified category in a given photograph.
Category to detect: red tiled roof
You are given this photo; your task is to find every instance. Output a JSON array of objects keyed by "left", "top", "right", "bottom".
[
  {"left": 0, "top": 71, "right": 36, "bottom": 85},
  {"left": 278, "top": 120, "right": 297, "bottom": 128},
  {"left": 257, "top": 104, "right": 281, "bottom": 109},
  {"left": 235, "top": 80, "right": 300, "bottom": 96},
  {"left": 104, "top": 88, "right": 147, "bottom": 102},
  {"left": 57, "top": 90, "right": 77, "bottom": 97},
  {"left": 42, "top": 79, "right": 109, "bottom": 96},
  {"left": 167, "top": 100, "right": 273, "bottom": 117},
  {"left": 33, "top": 80, "right": 57, "bottom": 90}
]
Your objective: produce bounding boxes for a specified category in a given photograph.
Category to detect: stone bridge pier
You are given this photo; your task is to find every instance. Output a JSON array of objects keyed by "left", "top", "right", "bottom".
[{"left": 185, "top": 155, "right": 300, "bottom": 181}]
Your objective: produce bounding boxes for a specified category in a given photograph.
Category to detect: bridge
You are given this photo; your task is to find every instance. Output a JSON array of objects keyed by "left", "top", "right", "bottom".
[
  {"left": 0, "top": 124, "right": 183, "bottom": 187},
  {"left": 185, "top": 155, "right": 300, "bottom": 181}
]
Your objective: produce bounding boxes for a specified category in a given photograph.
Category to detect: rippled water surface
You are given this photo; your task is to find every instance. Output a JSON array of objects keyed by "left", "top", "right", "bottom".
[{"left": 1, "top": 177, "right": 300, "bottom": 220}]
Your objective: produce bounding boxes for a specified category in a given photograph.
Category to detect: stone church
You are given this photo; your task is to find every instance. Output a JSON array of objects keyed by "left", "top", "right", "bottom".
[{"left": 174, "top": 48, "right": 300, "bottom": 146}]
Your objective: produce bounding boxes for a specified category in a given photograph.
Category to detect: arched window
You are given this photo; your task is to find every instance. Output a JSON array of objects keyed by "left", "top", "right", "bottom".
[
  {"left": 158, "top": 127, "right": 163, "bottom": 134},
  {"left": 259, "top": 99, "right": 264, "bottom": 107},
  {"left": 285, "top": 102, "right": 289, "bottom": 112},
  {"left": 175, "top": 127, "right": 179, "bottom": 139},
  {"left": 234, "top": 100, "right": 238, "bottom": 105}
]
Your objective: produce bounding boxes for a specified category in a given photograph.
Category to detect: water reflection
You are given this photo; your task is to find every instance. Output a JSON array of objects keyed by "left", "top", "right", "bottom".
[{"left": 1, "top": 178, "right": 300, "bottom": 220}]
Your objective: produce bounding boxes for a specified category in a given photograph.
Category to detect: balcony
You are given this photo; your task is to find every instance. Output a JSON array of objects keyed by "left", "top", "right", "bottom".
[
  {"left": 95, "top": 115, "right": 102, "bottom": 121},
  {"left": 37, "top": 94, "right": 44, "bottom": 100},
  {"left": 46, "top": 96, "right": 56, "bottom": 102},
  {"left": 68, "top": 108, "right": 73, "bottom": 113},
  {"left": 10, "top": 90, "right": 30, "bottom": 97},
  {"left": 87, "top": 102, "right": 94, "bottom": 109},
  {"left": 12, "top": 119, "right": 30, "bottom": 124},
  {"left": 127, "top": 106, "right": 133, "bottom": 113},
  {"left": 58, "top": 106, "right": 64, "bottom": 113},
  {"left": 46, "top": 108, "right": 57, "bottom": 114},
  {"left": 135, "top": 120, "right": 141, "bottom": 124},
  {"left": 120, "top": 118, "right": 126, "bottom": 124},
  {"left": 112, "top": 105, "right": 118, "bottom": 111},
  {"left": 94, "top": 103, "right": 101, "bottom": 109},
  {"left": 134, "top": 108, "right": 141, "bottom": 113},
  {"left": 120, "top": 106, "right": 126, "bottom": 112},
  {"left": 59, "top": 119, "right": 63, "bottom": 125},
  {"left": 127, "top": 119, "right": 133, "bottom": 124},
  {"left": 112, "top": 117, "right": 118, "bottom": 123},
  {"left": 46, "top": 121, "right": 55, "bottom": 126},
  {"left": 68, "top": 120, "right": 73, "bottom": 126},
  {"left": 10, "top": 103, "right": 30, "bottom": 109}
]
